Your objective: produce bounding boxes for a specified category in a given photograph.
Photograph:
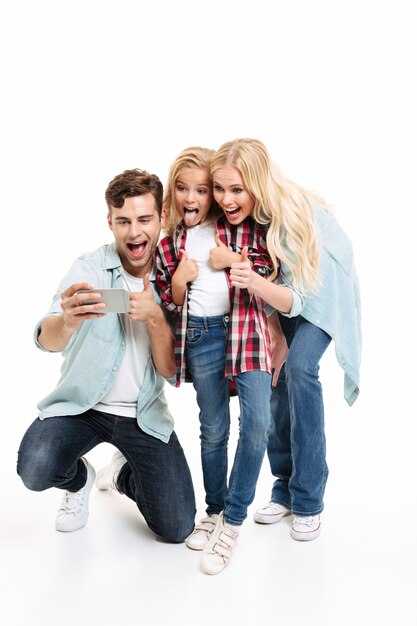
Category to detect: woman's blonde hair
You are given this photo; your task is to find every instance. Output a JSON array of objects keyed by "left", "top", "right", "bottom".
[
  {"left": 211, "top": 138, "right": 329, "bottom": 292},
  {"left": 163, "top": 146, "right": 222, "bottom": 236}
]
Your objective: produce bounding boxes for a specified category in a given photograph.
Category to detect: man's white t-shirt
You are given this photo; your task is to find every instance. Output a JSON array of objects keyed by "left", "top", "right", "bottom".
[{"left": 95, "top": 268, "right": 150, "bottom": 418}]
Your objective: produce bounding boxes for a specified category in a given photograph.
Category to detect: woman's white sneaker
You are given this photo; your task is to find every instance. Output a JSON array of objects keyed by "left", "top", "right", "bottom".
[
  {"left": 186, "top": 514, "right": 219, "bottom": 550},
  {"left": 201, "top": 513, "right": 239, "bottom": 575},
  {"left": 253, "top": 501, "right": 291, "bottom": 524},
  {"left": 55, "top": 458, "right": 96, "bottom": 532},
  {"left": 291, "top": 515, "right": 321, "bottom": 541}
]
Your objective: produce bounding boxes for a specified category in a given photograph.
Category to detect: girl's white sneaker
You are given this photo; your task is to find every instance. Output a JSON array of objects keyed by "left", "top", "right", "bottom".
[
  {"left": 186, "top": 514, "right": 219, "bottom": 550},
  {"left": 253, "top": 501, "right": 291, "bottom": 524},
  {"left": 291, "top": 515, "right": 321, "bottom": 541},
  {"left": 201, "top": 513, "right": 239, "bottom": 575}
]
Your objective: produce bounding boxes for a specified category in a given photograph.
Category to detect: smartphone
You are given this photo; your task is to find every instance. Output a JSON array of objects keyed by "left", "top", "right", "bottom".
[{"left": 78, "top": 288, "right": 131, "bottom": 313}]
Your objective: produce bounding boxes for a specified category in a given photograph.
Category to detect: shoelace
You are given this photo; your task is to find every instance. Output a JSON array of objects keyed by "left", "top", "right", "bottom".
[
  {"left": 57, "top": 486, "right": 87, "bottom": 516},
  {"left": 294, "top": 515, "right": 319, "bottom": 528},
  {"left": 268, "top": 503, "right": 285, "bottom": 513}
]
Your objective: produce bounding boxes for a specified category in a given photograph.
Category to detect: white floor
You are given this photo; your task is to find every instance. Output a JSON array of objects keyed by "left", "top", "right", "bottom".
[{"left": 2, "top": 373, "right": 416, "bottom": 626}]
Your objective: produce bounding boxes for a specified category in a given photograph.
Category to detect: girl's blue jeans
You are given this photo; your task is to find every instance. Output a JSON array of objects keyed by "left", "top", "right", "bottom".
[
  {"left": 186, "top": 314, "right": 272, "bottom": 526},
  {"left": 268, "top": 314, "right": 331, "bottom": 516}
]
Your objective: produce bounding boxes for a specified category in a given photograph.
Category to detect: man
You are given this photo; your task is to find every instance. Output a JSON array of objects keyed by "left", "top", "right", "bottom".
[{"left": 17, "top": 168, "right": 196, "bottom": 542}]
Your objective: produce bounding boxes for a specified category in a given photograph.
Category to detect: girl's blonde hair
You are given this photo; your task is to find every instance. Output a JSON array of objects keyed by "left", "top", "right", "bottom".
[
  {"left": 163, "top": 146, "right": 222, "bottom": 236},
  {"left": 211, "top": 138, "right": 330, "bottom": 292}
]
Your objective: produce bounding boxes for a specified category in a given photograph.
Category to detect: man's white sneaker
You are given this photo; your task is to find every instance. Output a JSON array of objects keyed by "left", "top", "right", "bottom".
[
  {"left": 201, "top": 513, "right": 239, "bottom": 575},
  {"left": 55, "top": 458, "right": 96, "bottom": 532},
  {"left": 95, "top": 450, "right": 127, "bottom": 491},
  {"left": 291, "top": 514, "right": 321, "bottom": 541},
  {"left": 253, "top": 501, "right": 291, "bottom": 524},
  {"left": 186, "top": 514, "right": 219, "bottom": 550}
]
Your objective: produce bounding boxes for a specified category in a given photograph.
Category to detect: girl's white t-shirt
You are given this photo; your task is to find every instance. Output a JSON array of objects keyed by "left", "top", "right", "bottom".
[
  {"left": 185, "top": 223, "right": 230, "bottom": 317},
  {"left": 95, "top": 269, "right": 150, "bottom": 418}
]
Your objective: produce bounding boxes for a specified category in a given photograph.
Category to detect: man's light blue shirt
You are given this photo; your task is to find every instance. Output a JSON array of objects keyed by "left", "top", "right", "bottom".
[
  {"left": 276, "top": 203, "right": 361, "bottom": 406},
  {"left": 35, "top": 242, "right": 175, "bottom": 443}
]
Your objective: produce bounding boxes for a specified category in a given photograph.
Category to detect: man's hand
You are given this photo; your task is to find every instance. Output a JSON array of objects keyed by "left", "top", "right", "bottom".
[
  {"left": 38, "top": 282, "right": 106, "bottom": 351},
  {"left": 210, "top": 233, "right": 241, "bottom": 270},
  {"left": 127, "top": 274, "right": 162, "bottom": 323},
  {"left": 60, "top": 283, "right": 107, "bottom": 332},
  {"left": 127, "top": 274, "right": 176, "bottom": 377}
]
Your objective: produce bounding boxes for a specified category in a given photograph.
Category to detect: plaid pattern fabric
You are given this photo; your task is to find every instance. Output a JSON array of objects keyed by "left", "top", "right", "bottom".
[{"left": 155, "top": 216, "right": 274, "bottom": 386}]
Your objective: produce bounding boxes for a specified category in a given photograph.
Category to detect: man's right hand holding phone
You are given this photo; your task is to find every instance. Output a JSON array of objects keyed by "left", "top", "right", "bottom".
[
  {"left": 61, "top": 283, "right": 107, "bottom": 333},
  {"left": 38, "top": 283, "right": 107, "bottom": 352}
]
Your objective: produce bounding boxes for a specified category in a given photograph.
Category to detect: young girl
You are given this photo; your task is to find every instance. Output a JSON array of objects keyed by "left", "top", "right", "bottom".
[
  {"left": 210, "top": 138, "right": 361, "bottom": 541},
  {"left": 156, "top": 147, "right": 290, "bottom": 574}
]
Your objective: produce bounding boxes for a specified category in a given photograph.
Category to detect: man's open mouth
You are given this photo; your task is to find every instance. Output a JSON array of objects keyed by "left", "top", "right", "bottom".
[{"left": 127, "top": 241, "right": 147, "bottom": 259}]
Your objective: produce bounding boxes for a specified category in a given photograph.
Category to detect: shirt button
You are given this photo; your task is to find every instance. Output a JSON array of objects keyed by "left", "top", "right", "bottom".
[{"left": 112, "top": 367, "right": 118, "bottom": 372}]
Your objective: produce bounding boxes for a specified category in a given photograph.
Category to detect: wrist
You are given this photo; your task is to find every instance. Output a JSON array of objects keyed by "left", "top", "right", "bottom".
[{"left": 146, "top": 305, "right": 165, "bottom": 327}]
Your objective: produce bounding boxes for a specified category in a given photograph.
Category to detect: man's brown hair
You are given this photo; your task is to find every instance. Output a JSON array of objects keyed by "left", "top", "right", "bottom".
[{"left": 105, "top": 168, "right": 163, "bottom": 214}]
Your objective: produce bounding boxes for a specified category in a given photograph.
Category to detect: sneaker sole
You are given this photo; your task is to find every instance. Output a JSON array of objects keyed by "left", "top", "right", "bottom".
[
  {"left": 290, "top": 526, "right": 321, "bottom": 541},
  {"left": 55, "top": 517, "right": 89, "bottom": 532}
]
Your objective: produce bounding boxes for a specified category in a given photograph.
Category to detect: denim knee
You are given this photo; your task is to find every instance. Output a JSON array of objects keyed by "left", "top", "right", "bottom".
[
  {"left": 285, "top": 353, "right": 318, "bottom": 386},
  {"left": 17, "top": 446, "right": 64, "bottom": 491},
  {"left": 200, "top": 424, "right": 230, "bottom": 448},
  {"left": 238, "top": 413, "right": 269, "bottom": 450},
  {"left": 152, "top": 514, "right": 195, "bottom": 543}
]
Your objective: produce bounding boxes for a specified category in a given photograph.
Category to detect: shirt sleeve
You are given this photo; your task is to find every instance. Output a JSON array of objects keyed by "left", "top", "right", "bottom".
[
  {"left": 276, "top": 261, "right": 305, "bottom": 317},
  {"left": 155, "top": 239, "right": 183, "bottom": 316},
  {"left": 33, "top": 256, "right": 102, "bottom": 351}
]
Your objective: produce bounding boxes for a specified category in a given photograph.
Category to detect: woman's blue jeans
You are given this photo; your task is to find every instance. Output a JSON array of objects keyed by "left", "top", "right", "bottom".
[
  {"left": 186, "top": 314, "right": 272, "bottom": 526},
  {"left": 268, "top": 314, "right": 331, "bottom": 516},
  {"left": 17, "top": 410, "right": 196, "bottom": 542}
]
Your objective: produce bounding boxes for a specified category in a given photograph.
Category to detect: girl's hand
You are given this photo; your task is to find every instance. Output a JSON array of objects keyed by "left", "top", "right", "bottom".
[
  {"left": 210, "top": 233, "right": 241, "bottom": 270},
  {"left": 171, "top": 250, "right": 198, "bottom": 306},
  {"left": 229, "top": 247, "right": 255, "bottom": 290},
  {"left": 174, "top": 249, "right": 199, "bottom": 285}
]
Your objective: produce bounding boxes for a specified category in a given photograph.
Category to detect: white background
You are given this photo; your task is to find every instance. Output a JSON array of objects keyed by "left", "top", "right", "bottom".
[{"left": 1, "top": 1, "right": 416, "bottom": 625}]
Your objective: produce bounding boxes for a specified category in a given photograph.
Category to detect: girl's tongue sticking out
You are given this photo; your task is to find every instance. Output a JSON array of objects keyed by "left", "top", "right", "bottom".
[{"left": 184, "top": 208, "right": 200, "bottom": 227}]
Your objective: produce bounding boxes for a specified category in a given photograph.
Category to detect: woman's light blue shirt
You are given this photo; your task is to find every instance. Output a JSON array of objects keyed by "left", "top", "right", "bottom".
[{"left": 278, "top": 203, "right": 361, "bottom": 406}]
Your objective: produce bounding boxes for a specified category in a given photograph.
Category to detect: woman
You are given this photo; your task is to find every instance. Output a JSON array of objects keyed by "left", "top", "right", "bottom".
[{"left": 211, "top": 138, "right": 361, "bottom": 541}]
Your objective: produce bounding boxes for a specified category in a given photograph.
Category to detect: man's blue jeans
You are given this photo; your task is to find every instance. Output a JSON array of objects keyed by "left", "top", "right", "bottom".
[
  {"left": 186, "top": 314, "right": 272, "bottom": 526},
  {"left": 268, "top": 314, "right": 331, "bottom": 516},
  {"left": 17, "top": 410, "right": 196, "bottom": 542}
]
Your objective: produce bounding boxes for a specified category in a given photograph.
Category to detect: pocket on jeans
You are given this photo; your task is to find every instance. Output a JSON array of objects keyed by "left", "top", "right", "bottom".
[{"left": 186, "top": 327, "right": 206, "bottom": 345}]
